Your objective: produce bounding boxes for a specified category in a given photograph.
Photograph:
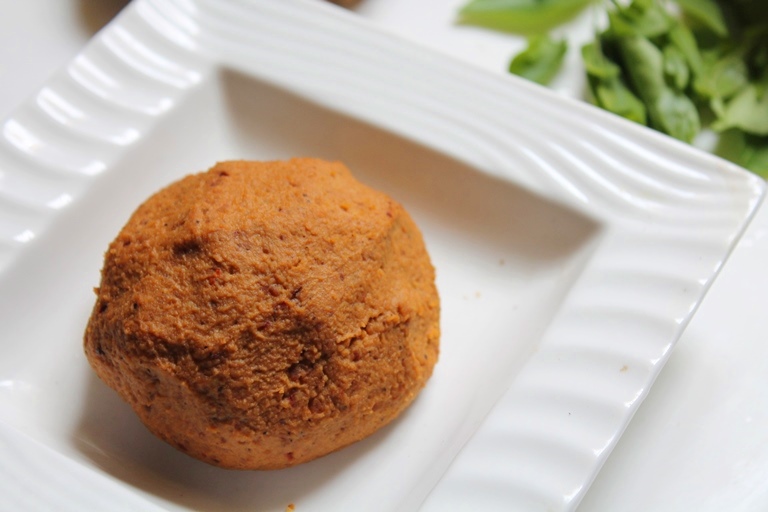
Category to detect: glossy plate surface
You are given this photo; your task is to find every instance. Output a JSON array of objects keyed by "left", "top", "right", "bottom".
[{"left": 0, "top": 1, "right": 763, "bottom": 511}]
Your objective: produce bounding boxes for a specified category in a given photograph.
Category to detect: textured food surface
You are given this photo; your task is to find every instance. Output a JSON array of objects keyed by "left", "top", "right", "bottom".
[{"left": 83, "top": 158, "right": 440, "bottom": 469}]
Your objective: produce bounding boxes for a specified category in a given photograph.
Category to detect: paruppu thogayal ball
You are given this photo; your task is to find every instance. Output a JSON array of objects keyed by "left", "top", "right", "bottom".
[{"left": 83, "top": 158, "right": 440, "bottom": 469}]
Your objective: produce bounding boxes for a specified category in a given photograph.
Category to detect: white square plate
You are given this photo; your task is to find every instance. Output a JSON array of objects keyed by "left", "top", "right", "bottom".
[{"left": 0, "top": 1, "right": 763, "bottom": 511}]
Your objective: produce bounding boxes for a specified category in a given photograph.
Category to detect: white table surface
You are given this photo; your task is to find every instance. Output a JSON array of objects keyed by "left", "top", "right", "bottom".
[{"left": 2, "top": 1, "right": 767, "bottom": 510}]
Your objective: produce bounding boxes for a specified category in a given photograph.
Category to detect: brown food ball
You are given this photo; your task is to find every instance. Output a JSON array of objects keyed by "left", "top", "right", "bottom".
[{"left": 83, "top": 158, "right": 440, "bottom": 469}]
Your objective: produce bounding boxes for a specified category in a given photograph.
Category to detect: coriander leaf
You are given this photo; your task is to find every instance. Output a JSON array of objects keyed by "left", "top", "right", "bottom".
[
  {"left": 594, "top": 78, "right": 648, "bottom": 124},
  {"left": 581, "top": 41, "right": 620, "bottom": 79},
  {"left": 654, "top": 88, "right": 700, "bottom": 142},
  {"left": 674, "top": 0, "right": 728, "bottom": 37},
  {"left": 716, "top": 129, "right": 768, "bottom": 177},
  {"left": 712, "top": 80, "right": 768, "bottom": 135},
  {"left": 746, "top": 147, "right": 768, "bottom": 177},
  {"left": 710, "top": 95, "right": 727, "bottom": 118},
  {"left": 617, "top": 35, "right": 666, "bottom": 101},
  {"left": 606, "top": 0, "right": 673, "bottom": 38},
  {"left": 663, "top": 44, "right": 689, "bottom": 91},
  {"left": 619, "top": 35, "right": 700, "bottom": 141},
  {"left": 668, "top": 24, "right": 704, "bottom": 77},
  {"left": 694, "top": 52, "right": 750, "bottom": 101},
  {"left": 458, "top": 0, "right": 593, "bottom": 35},
  {"left": 509, "top": 35, "right": 568, "bottom": 85},
  {"left": 582, "top": 42, "right": 647, "bottom": 123}
]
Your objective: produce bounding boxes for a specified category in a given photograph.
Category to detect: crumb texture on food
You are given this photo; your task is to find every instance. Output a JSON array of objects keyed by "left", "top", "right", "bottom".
[{"left": 84, "top": 158, "right": 439, "bottom": 469}]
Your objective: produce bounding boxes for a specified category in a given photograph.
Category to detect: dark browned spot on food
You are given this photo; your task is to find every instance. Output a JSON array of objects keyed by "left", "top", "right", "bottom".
[
  {"left": 308, "top": 397, "right": 325, "bottom": 414},
  {"left": 287, "top": 360, "right": 310, "bottom": 381},
  {"left": 280, "top": 387, "right": 300, "bottom": 403},
  {"left": 99, "top": 302, "right": 108, "bottom": 313},
  {"left": 173, "top": 239, "right": 201, "bottom": 257}
]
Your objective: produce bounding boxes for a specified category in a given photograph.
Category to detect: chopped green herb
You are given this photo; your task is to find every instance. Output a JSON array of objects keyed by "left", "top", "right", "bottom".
[
  {"left": 606, "top": 0, "right": 673, "bottom": 38},
  {"left": 712, "top": 79, "right": 768, "bottom": 135},
  {"left": 694, "top": 52, "right": 750, "bottom": 103},
  {"left": 458, "top": 0, "right": 594, "bottom": 35},
  {"left": 509, "top": 35, "right": 568, "bottom": 84},
  {"left": 582, "top": 41, "right": 620, "bottom": 79},
  {"left": 458, "top": 0, "right": 768, "bottom": 175},
  {"left": 582, "top": 42, "right": 647, "bottom": 123},
  {"left": 618, "top": 35, "right": 700, "bottom": 142},
  {"left": 674, "top": 0, "right": 728, "bottom": 37},
  {"left": 716, "top": 130, "right": 768, "bottom": 178},
  {"left": 663, "top": 44, "right": 689, "bottom": 91},
  {"left": 667, "top": 24, "right": 703, "bottom": 76}
]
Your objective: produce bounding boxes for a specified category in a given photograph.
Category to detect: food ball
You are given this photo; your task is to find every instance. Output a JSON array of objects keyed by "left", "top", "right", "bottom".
[{"left": 83, "top": 158, "right": 440, "bottom": 469}]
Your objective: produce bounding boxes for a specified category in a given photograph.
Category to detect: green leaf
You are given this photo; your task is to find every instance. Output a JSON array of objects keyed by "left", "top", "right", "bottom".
[
  {"left": 594, "top": 78, "right": 648, "bottom": 124},
  {"left": 668, "top": 24, "right": 704, "bottom": 77},
  {"left": 712, "top": 80, "right": 768, "bottom": 135},
  {"left": 674, "top": 0, "right": 728, "bottom": 37},
  {"left": 694, "top": 52, "right": 750, "bottom": 100},
  {"left": 582, "top": 42, "right": 647, "bottom": 123},
  {"left": 606, "top": 0, "right": 674, "bottom": 38},
  {"left": 653, "top": 88, "right": 701, "bottom": 142},
  {"left": 617, "top": 35, "right": 666, "bottom": 101},
  {"left": 581, "top": 41, "right": 621, "bottom": 79},
  {"left": 746, "top": 148, "right": 768, "bottom": 177},
  {"left": 663, "top": 44, "right": 690, "bottom": 91},
  {"left": 710, "top": 95, "right": 726, "bottom": 118},
  {"left": 619, "top": 35, "right": 700, "bottom": 141},
  {"left": 509, "top": 35, "right": 568, "bottom": 85},
  {"left": 716, "top": 129, "right": 768, "bottom": 177},
  {"left": 458, "top": 0, "right": 593, "bottom": 35}
]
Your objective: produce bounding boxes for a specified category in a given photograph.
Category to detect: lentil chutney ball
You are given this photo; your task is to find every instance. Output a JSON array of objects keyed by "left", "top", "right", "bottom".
[{"left": 83, "top": 158, "right": 440, "bottom": 469}]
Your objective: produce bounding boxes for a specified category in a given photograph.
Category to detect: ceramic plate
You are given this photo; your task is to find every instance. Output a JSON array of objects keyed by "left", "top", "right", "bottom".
[{"left": 0, "top": 1, "right": 763, "bottom": 511}]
